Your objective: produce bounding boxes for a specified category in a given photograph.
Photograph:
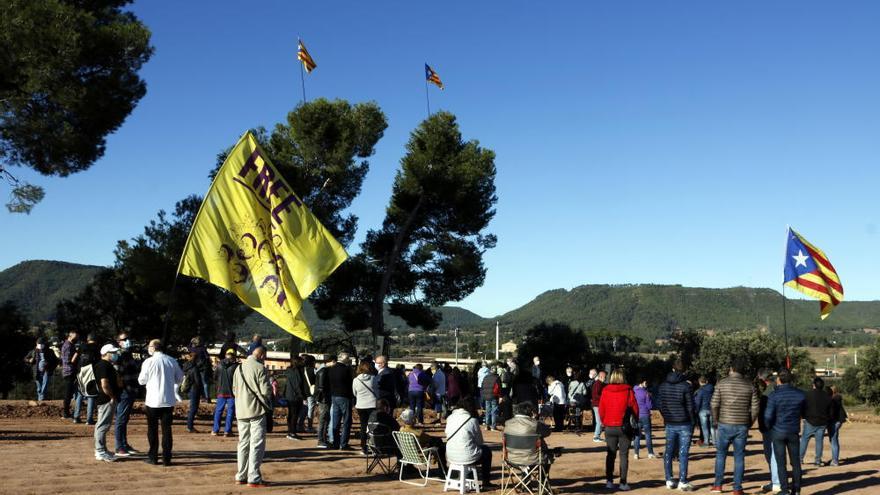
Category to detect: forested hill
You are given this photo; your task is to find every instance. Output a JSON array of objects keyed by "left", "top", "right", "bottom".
[
  {"left": 0, "top": 260, "right": 104, "bottom": 322},
  {"left": 0, "top": 260, "right": 487, "bottom": 335},
  {"left": 496, "top": 284, "right": 880, "bottom": 340}
]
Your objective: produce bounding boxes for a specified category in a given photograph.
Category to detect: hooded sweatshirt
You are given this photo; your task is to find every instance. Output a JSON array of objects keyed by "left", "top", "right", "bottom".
[
  {"left": 658, "top": 371, "right": 695, "bottom": 426},
  {"left": 352, "top": 373, "right": 378, "bottom": 409}
]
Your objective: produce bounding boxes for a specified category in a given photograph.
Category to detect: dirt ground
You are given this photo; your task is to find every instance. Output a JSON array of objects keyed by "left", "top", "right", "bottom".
[{"left": 1, "top": 400, "right": 878, "bottom": 495}]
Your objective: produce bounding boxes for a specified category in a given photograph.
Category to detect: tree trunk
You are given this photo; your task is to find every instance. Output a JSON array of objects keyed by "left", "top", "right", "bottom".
[{"left": 372, "top": 195, "right": 424, "bottom": 356}]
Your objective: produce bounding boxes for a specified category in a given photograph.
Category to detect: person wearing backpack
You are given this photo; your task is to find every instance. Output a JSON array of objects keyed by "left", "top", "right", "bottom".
[
  {"left": 480, "top": 365, "right": 502, "bottom": 431},
  {"left": 283, "top": 355, "right": 308, "bottom": 441},
  {"left": 138, "top": 339, "right": 184, "bottom": 466},
  {"left": 92, "top": 344, "right": 122, "bottom": 462},
  {"left": 25, "top": 337, "right": 57, "bottom": 402},
  {"left": 74, "top": 334, "right": 100, "bottom": 424}
]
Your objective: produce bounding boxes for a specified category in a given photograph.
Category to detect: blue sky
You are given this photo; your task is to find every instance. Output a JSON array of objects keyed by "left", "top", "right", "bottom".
[{"left": 2, "top": 1, "right": 879, "bottom": 318}]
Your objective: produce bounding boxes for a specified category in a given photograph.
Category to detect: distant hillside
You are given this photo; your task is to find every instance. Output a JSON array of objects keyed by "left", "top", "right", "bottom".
[
  {"left": 0, "top": 260, "right": 488, "bottom": 334},
  {"left": 495, "top": 284, "right": 880, "bottom": 340},
  {"left": 0, "top": 260, "right": 105, "bottom": 322}
]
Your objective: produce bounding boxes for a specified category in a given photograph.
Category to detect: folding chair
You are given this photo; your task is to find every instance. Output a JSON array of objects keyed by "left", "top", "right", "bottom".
[
  {"left": 366, "top": 421, "right": 398, "bottom": 476},
  {"left": 501, "top": 432, "right": 553, "bottom": 495},
  {"left": 393, "top": 430, "right": 447, "bottom": 486},
  {"left": 565, "top": 405, "right": 583, "bottom": 432}
]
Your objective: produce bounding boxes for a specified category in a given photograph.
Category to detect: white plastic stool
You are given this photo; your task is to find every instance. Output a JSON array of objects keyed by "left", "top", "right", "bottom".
[{"left": 444, "top": 463, "right": 481, "bottom": 494}]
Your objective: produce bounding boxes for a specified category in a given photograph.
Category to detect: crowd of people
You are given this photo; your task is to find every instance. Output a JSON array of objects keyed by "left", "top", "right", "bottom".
[{"left": 26, "top": 332, "right": 849, "bottom": 494}]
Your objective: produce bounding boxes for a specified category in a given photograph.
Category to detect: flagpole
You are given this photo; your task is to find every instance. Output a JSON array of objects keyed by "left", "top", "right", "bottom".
[
  {"left": 300, "top": 59, "right": 307, "bottom": 104},
  {"left": 782, "top": 225, "right": 791, "bottom": 369},
  {"left": 425, "top": 78, "right": 431, "bottom": 117}
]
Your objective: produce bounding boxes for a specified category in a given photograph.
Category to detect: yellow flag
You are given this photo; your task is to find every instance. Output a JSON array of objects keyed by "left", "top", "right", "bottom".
[{"left": 177, "top": 131, "right": 348, "bottom": 342}]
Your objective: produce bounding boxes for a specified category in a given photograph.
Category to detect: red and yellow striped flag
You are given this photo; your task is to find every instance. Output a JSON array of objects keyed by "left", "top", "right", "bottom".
[
  {"left": 298, "top": 40, "right": 317, "bottom": 73},
  {"left": 783, "top": 228, "right": 844, "bottom": 319}
]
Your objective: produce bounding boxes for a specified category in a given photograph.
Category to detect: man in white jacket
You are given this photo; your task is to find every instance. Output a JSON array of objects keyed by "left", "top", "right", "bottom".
[
  {"left": 137, "top": 339, "right": 184, "bottom": 466},
  {"left": 445, "top": 397, "right": 495, "bottom": 489}
]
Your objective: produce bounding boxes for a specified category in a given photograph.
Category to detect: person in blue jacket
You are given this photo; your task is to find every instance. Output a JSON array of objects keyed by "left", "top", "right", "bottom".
[
  {"left": 764, "top": 368, "right": 806, "bottom": 495},
  {"left": 693, "top": 376, "right": 715, "bottom": 446}
]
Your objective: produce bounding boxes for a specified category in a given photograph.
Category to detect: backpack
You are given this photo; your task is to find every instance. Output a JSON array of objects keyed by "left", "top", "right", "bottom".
[{"left": 77, "top": 364, "right": 99, "bottom": 398}]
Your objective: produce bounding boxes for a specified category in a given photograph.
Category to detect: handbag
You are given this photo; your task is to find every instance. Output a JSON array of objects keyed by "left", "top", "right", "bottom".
[{"left": 621, "top": 390, "right": 639, "bottom": 437}]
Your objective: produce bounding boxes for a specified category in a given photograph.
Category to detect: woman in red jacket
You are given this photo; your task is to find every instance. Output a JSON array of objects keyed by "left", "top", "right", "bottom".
[{"left": 598, "top": 369, "right": 639, "bottom": 491}]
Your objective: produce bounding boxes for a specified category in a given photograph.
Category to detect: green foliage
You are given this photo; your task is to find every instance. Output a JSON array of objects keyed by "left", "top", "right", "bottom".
[
  {"left": 692, "top": 330, "right": 816, "bottom": 386},
  {"left": 55, "top": 196, "right": 250, "bottom": 345},
  {"left": 1, "top": 0, "right": 153, "bottom": 210},
  {"left": 850, "top": 338, "right": 880, "bottom": 411},
  {"left": 517, "top": 323, "right": 592, "bottom": 377},
  {"left": 0, "top": 260, "right": 103, "bottom": 323},
  {"left": 315, "top": 112, "right": 498, "bottom": 341},
  {"left": 0, "top": 301, "right": 33, "bottom": 396},
  {"left": 670, "top": 329, "right": 704, "bottom": 369},
  {"left": 5, "top": 182, "right": 45, "bottom": 214}
]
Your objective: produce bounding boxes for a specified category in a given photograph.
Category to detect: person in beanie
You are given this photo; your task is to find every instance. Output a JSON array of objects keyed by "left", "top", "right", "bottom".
[
  {"left": 658, "top": 359, "right": 696, "bottom": 491},
  {"left": 233, "top": 346, "right": 272, "bottom": 487},
  {"left": 212, "top": 349, "right": 238, "bottom": 436}
]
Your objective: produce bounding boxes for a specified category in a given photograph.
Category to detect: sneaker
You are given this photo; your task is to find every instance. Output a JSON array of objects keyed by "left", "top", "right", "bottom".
[
  {"left": 678, "top": 482, "right": 695, "bottom": 492},
  {"left": 234, "top": 479, "right": 247, "bottom": 485},
  {"left": 339, "top": 444, "right": 352, "bottom": 451},
  {"left": 86, "top": 420, "right": 96, "bottom": 426},
  {"left": 224, "top": 431, "right": 234, "bottom": 437},
  {"left": 772, "top": 486, "right": 782, "bottom": 494},
  {"left": 143, "top": 458, "right": 159, "bottom": 465},
  {"left": 830, "top": 461, "right": 839, "bottom": 466},
  {"left": 634, "top": 453, "right": 640, "bottom": 459},
  {"left": 593, "top": 438, "right": 604, "bottom": 443},
  {"left": 666, "top": 480, "right": 677, "bottom": 489},
  {"left": 316, "top": 442, "right": 329, "bottom": 449},
  {"left": 285, "top": 434, "right": 299, "bottom": 440},
  {"left": 814, "top": 461, "right": 824, "bottom": 467},
  {"left": 606, "top": 481, "right": 615, "bottom": 490},
  {"left": 124, "top": 446, "right": 140, "bottom": 454},
  {"left": 114, "top": 449, "right": 131, "bottom": 457},
  {"left": 96, "top": 453, "right": 116, "bottom": 463},
  {"left": 187, "top": 428, "right": 197, "bottom": 433},
  {"left": 72, "top": 418, "right": 82, "bottom": 424},
  {"left": 648, "top": 453, "right": 657, "bottom": 459},
  {"left": 710, "top": 487, "right": 723, "bottom": 493},
  {"left": 211, "top": 431, "right": 218, "bottom": 436},
  {"left": 619, "top": 484, "right": 631, "bottom": 491}
]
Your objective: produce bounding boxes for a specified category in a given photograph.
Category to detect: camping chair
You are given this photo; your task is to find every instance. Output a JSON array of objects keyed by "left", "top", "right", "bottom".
[
  {"left": 393, "top": 430, "right": 447, "bottom": 486},
  {"left": 366, "top": 421, "right": 398, "bottom": 476},
  {"left": 565, "top": 404, "right": 583, "bottom": 432},
  {"left": 501, "top": 432, "right": 553, "bottom": 495}
]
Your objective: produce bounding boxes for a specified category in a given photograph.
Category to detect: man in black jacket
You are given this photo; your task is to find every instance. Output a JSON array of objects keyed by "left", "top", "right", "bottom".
[
  {"left": 212, "top": 349, "right": 238, "bottom": 436},
  {"left": 800, "top": 377, "right": 831, "bottom": 466},
  {"left": 375, "top": 355, "right": 397, "bottom": 409},
  {"left": 314, "top": 354, "right": 335, "bottom": 448},
  {"left": 657, "top": 359, "right": 696, "bottom": 491},
  {"left": 328, "top": 352, "right": 354, "bottom": 449}
]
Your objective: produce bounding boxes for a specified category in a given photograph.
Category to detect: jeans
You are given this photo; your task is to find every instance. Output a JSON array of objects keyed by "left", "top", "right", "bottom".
[
  {"left": 74, "top": 393, "right": 95, "bottom": 422},
  {"left": 762, "top": 432, "right": 780, "bottom": 486},
  {"left": 799, "top": 421, "right": 826, "bottom": 464},
  {"left": 115, "top": 390, "right": 135, "bottom": 451},
  {"left": 714, "top": 424, "right": 748, "bottom": 490},
  {"left": 409, "top": 391, "right": 425, "bottom": 424},
  {"left": 698, "top": 409, "right": 714, "bottom": 444},
  {"left": 94, "top": 400, "right": 115, "bottom": 455},
  {"left": 35, "top": 371, "right": 50, "bottom": 401},
  {"left": 186, "top": 385, "right": 199, "bottom": 430},
  {"left": 634, "top": 416, "right": 654, "bottom": 456},
  {"left": 62, "top": 374, "right": 77, "bottom": 416},
  {"left": 237, "top": 416, "right": 267, "bottom": 483},
  {"left": 593, "top": 406, "right": 604, "bottom": 439},
  {"left": 772, "top": 430, "right": 802, "bottom": 494},
  {"left": 298, "top": 396, "right": 315, "bottom": 431},
  {"left": 213, "top": 396, "right": 236, "bottom": 433},
  {"left": 329, "top": 396, "right": 352, "bottom": 447},
  {"left": 434, "top": 393, "right": 445, "bottom": 413},
  {"left": 200, "top": 369, "right": 211, "bottom": 401},
  {"left": 664, "top": 424, "right": 692, "bottom": 482},
  {"left": 484, "top": 399, "right": 499, "bottom": 429},
  {"left": 146, "top": 406, "right": 174, "bottom": 463},
  {"left": 316, "top": 402, "right": 331, "bottom": 445},
  {"left": 828, "top": 421, "right": 842, "bottom": 464},
  {"left": 605, "top": 426, "right": 631, "bottom": 484}
]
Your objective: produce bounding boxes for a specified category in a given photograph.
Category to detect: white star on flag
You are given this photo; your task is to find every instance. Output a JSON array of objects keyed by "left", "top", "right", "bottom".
[{"left": 792, "top": 249, "right": 809, "bottom": 268}]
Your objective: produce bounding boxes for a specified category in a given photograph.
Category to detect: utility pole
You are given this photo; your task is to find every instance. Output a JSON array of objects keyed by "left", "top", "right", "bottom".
[
  {"left": 454, "top": 327, "right": 460, "bottom": 366},
  {"left": 495, "top": 321, "right": 500, "bottom": 361}
]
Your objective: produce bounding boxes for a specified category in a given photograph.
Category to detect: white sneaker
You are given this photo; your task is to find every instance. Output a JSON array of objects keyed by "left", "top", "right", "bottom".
[
  {"left": 772, "top": 485, "right": 782, "bottom": 494},
  {"left": 619, "top": 483, "right": 631, "bottom": 491},
  {"left": 593, "top": 437, "right": 604, "bottom": 443},
  {"left": 634, "top": 453, "right": 640, "bottom": 459},
  {"left": 678, "top": 482, "right": 694, "bottom": 492},
  {"left": 606, "top": 481, "right": 615, "bottom": 490},
  {"left": 648, "top": 453, "right": 657, "bottom": 459},
  {"left": 96, "top": 453, "right": 116, "bottom": 462},
  {"left": 666, "top": 480, "right": 677, "bottom": 489}
]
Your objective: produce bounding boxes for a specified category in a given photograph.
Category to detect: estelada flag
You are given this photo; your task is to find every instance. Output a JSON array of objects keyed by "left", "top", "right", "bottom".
[
  {"left": 298, "top": 40, "right": 317, "bottom": 73},
  {"left": 425, "top": 63, "right": 443, "bottom": 90},
  {"left": 177, "top": 132, "right": 347, "bottom": 341},
  {"left": 783, "top": 228, "right": 844, "bottom": 319}
]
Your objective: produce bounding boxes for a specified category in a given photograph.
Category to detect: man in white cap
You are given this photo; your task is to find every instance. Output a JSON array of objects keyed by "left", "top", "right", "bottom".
[
  {"left": 138, "top": 339, "right": 184, "bottom": 466},
  {"left": 93, "top": 343, "right": 121, "bottom": 462}
]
